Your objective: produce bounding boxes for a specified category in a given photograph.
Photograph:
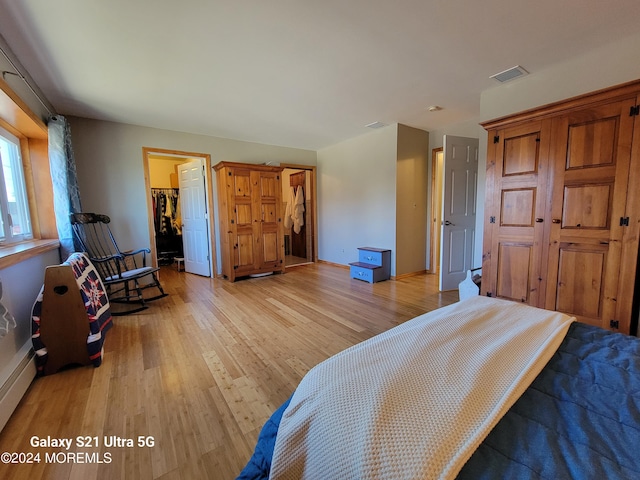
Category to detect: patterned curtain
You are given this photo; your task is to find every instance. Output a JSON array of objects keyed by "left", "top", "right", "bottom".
[{"left": 48, "top": 115, "right": 82, "bottom": 259}]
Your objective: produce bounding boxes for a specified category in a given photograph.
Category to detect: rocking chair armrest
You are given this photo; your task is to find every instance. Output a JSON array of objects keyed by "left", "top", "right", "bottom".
[{"left": 121, "top": 248, "right": 151, "bottom": 256}]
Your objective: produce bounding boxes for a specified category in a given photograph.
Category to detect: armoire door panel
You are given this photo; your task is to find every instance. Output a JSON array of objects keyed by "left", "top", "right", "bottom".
[
  {"left": 233, "top": 173, "right": 252, "bottom": 197},
  {"left": 234, "top": 232, "right": 255, "bottom": 270},
  {"left": 500, "top": 188, "right": 535, "bottom": 226},
  {"left": 260, "top": 174, "right": 278, "bottom": 198},
  {"left": 561, "top": 184, "right": 612, "bottom": 229},
  {"left": 235, "top": 202, "right": 253, "bottom": 226},
  {"left": 555, "top": 247, "right": 605, "bottom": 321},
  {"left": 496, "top": 243, "right": 532, "bottom": 303},
  {"left": 262, "top": 232, "right": 279, "bottom": 264},
  {"left": 503, "top": 133, "right": 540, "bottom": 176},
  {"left": 261, "top": 203, "right": 277, "bottom": 224},
  {"left": 483, "top": 120, "right": 550, "bottom": 307},
  {"left": 566, "top": 116, "right": 617, "bottom": 169},
  {"left": 545, "top": 97, "right": 636, "bottom": 329}
]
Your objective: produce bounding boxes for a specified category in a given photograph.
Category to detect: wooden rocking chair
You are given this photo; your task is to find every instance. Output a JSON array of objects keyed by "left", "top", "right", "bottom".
[{"left": 70, "top": 213, "right": 167, "bottom": 314}]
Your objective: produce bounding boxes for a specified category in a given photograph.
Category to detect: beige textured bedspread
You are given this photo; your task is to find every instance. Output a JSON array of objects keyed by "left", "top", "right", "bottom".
[{"left": 269, "top": 296, "right": 574, "bottom": 480}]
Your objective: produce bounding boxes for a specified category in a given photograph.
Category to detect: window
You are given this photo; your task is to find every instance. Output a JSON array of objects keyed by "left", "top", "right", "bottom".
[{"left": 0, "top": 127, "right": 32, "bottom": 244}]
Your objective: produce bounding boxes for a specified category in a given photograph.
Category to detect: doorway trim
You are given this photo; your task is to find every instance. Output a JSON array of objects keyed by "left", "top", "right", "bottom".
[
  {"left": 429, "top": 147, "right": 443, "bottom": 275},
  {"left": 142, "top": 147, "right": 217, "bottom": 276},
  {"left": 280, "top": 163, "right": 318, "bottom": 264}
]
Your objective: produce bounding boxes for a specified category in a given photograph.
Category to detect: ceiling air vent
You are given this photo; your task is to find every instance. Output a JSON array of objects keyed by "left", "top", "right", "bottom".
[
  {"left": 365, "top": 121, "right": 388, "bottom": 129},
  {"left": 490, "top": 65, "right": 529, "bottom": 83}
]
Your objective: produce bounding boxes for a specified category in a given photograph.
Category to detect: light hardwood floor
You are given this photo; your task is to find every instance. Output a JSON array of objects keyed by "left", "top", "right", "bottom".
[{"left": 0, "top": 263, "right": 458, "bottom": 480}]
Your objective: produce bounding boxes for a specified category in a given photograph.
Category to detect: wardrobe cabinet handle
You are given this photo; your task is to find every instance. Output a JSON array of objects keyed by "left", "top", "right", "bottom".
[
  {"left": 535, "top": 218, "right": 544, "bottom": 223},
  {"left": 552, "top": 219, "right": 561, "bottom": 224}
]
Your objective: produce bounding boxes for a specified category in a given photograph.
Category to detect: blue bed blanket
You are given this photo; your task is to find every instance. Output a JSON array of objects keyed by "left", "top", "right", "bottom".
[{"left": 238, "top": 322, "right": 640, "bottom": 479}]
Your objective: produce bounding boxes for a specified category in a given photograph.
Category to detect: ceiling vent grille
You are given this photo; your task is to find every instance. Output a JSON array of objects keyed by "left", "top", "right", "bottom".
[
  {"left": 490, "top": 65, "right": 529, "bottom": 83},
  {"left": 365, "top": 121, "right": 388, "bottom": 129}
]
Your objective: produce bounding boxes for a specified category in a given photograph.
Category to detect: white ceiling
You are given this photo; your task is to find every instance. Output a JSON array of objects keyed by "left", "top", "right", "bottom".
[{"left": 1, "top": 0, "right": 639, "bottom": 150}]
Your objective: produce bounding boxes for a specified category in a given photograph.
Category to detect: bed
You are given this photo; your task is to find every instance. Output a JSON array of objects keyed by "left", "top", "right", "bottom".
[{"left": 238, "top": 296, "right": 640, "bottom": 480}]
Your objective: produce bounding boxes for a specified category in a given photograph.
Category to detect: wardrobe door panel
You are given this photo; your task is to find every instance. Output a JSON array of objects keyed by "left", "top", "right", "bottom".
[
  {"left": 545, "top": 98, "right": 636, "bottom": 328},
  {"left": 235, "top": 203, "right": 253, "bottom": 226},
  {"left": 503, "top": 133, "right": 540, "bottom": 175},
  {"left": 501, "top": 188, "right": 535, "bottom": 226},
  {"left": 254, "top": 171, "right": 284, "bottom": 272},
  {"left": 260, "top": 175, "right": 278, "bottom": 198},
  {"left": 234, "top": 172, "right": 259, "bottom": 275},
  {"left": 483, "top": 120, "right": 551, "bottom": 306},
  {"left": 262, "top": 232, "right": 279, "bottom": 264},
  {"left": 495, "top": 243, "right": 533, "bottom": 303},
  {"left": 235, "top": 233, "right": 255, "bottom": 271},
  {"left": 561, "top": 184, "right": 612, "bottom": 229},
  {"left": 555, "top": 246, "right": 605, "bottom": 320},
  {"left": 233, "top": 172, "right": 252, "bottom": 197},
  {"left": 566, "top": 117, "right": 617, "bottom": 168}
]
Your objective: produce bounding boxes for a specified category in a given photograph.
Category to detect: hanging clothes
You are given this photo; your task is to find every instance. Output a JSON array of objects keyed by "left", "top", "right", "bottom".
[
  {"left": 284, "top": 186, "right": 295, "bottom": 230},
  {"left": 292, "top": 186, "right": 305, "bottom": 234},
  {"left": 151, "top": 188, "right": 180, "bottom": 235}
]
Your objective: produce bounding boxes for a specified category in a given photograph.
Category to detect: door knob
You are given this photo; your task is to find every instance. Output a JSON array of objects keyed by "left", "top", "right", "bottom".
[{"left": 444, "top": 220, "right": 455, "bottom": 226}]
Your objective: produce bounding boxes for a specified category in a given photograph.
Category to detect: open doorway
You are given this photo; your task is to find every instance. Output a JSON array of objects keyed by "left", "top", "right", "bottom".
[
  {"left": 429, "top": 148, "right": 444, "bottom": 275},
  {"left": 281, "top": 164, "right": 317, "bottom": 267},
  {"left": 142, "top": 147, "right": 216, "bottom": 276}
]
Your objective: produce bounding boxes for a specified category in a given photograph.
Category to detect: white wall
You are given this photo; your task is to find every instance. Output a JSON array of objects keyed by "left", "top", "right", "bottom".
[
  {"left": 69, "top": 117, "right": 317, "bottom": 273},
  {"left": 317, "top": 124, "right": 397, "bottom": 274},
  {"left": 396, "top": 124, "right": 429, "bottom": 276},
  {"left": 480, "top": 30, "right": 640, "bottom": 124},
  {"left": 149, "top": 156, "right": 183, "bottom": 188}
]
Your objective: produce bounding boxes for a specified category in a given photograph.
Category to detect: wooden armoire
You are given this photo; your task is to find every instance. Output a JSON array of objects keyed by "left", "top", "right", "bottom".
[
  {"left": 481, "top": 80, "right": 640, "bottom": 334},
  {"left": 214, "top": 161, "right": 285, "bottom": 282}
]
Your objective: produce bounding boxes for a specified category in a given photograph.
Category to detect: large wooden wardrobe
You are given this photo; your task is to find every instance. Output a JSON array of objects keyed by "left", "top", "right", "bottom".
[
  {"left": 481, "top": 80, "right": 640, "bottom": 335},
  {"left": 214, "top": 161, "right": 285, "bottom": 282}
]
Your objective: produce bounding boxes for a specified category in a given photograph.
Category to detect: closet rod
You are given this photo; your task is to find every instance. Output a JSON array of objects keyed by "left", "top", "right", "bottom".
[{"left": 151, "top": 188, "right": 179, "bottom": 194}]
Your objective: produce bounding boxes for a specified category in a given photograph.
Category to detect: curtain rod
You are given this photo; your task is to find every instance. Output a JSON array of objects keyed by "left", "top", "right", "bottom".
[{"left": 0, "top": 44, "right": 55, "bottom": 118}]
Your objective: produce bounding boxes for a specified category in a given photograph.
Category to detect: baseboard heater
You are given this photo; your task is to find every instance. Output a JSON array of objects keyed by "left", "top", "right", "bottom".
[{"left": 0, "top": 341, "right": 36, "bottom": 432}]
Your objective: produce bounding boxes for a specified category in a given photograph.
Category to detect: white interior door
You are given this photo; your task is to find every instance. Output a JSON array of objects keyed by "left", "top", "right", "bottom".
[
  {"left": 178, "top": 159, "right": 211, "bottom": 276},
  {"left": 439, "top": 135, "right": 479, "bottom": 291}
]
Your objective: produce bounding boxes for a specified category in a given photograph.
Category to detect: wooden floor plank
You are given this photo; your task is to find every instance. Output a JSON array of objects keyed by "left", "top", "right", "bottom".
[{"left": 0, "top": 263, "right": 457, "bottom": 479}]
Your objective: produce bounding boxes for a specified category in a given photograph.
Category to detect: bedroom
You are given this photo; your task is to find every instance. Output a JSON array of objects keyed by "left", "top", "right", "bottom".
[{"left": 1, "top": 1, "right": 640, "bottom": 478}]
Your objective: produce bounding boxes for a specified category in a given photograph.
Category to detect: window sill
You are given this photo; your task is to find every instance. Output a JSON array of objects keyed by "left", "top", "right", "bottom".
[{"left": 0, "top": 239, "right": 60, "bottom": 270}]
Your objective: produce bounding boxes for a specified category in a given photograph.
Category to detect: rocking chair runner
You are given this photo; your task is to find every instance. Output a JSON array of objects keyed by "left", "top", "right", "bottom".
[{"left": 70, "top": 213, "right": 167, "bottom": 314}]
